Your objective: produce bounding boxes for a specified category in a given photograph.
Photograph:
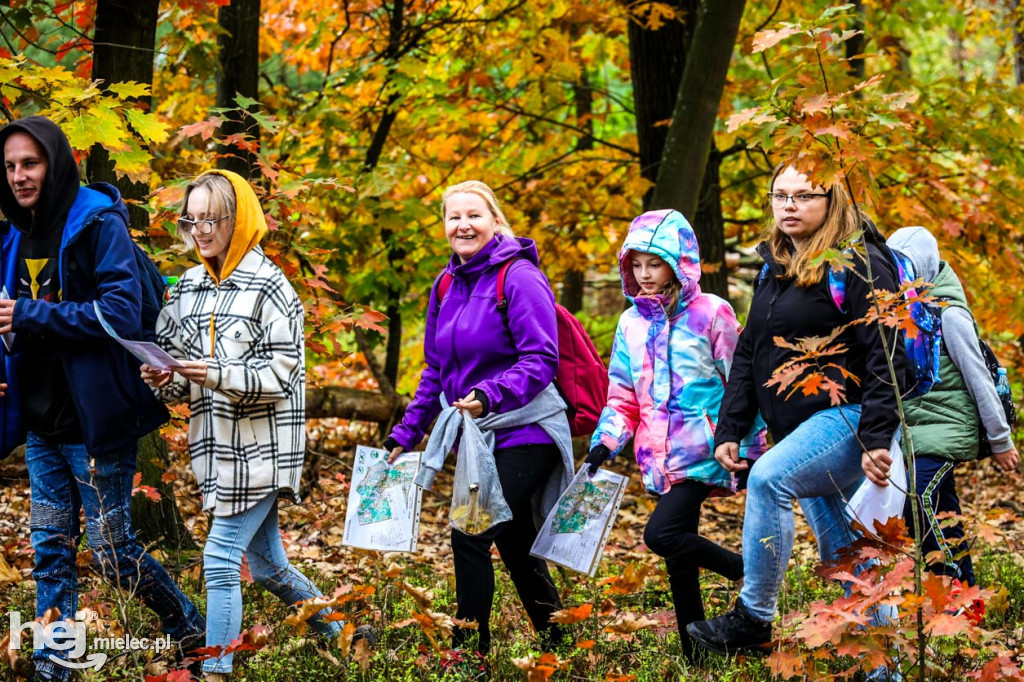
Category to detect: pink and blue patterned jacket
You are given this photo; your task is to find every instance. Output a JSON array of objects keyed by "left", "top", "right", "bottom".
[{"left": 590, "top": 210, "right": 767, "bottom": 495}]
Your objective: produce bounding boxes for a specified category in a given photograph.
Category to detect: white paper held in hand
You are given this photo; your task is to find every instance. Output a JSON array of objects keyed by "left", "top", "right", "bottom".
[
  {"left": 342, "top": 445, "right": 424, "bottom": 553},
  {"left": 845, "top": 432, "right": 907, "bottom": 537},
  {"left": 92, "top": 302, "right": 184, "bottom": 370},
  {"left": 530, "top": 466, "right": 628, "bottom": 576},
  {"left": 0, "top": 286, "right": 15, "bottom": 352}
]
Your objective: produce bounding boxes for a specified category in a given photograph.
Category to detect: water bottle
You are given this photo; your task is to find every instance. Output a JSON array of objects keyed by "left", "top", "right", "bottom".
[
  {"left": 996, "top": 367, "right": 1011, "bottom": 398},
  {"left": 163, "top": 276, "right": 179, "bottom": 303}
]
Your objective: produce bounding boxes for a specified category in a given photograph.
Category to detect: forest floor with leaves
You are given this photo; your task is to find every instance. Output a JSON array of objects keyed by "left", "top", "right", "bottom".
[{"left": 1, "top": 411, "right": 1022, "bottom": 681}]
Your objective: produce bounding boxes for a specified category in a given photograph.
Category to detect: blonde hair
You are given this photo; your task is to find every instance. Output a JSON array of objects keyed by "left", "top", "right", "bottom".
[
  {"left": 765, "top": 164, "right": 860, "bottom": 287},
  {"left": 440, "top": 180, "right": 515, "bottom": 237},
  {"left": 178, "top": 173, "right": 237, "bottom": 250}
]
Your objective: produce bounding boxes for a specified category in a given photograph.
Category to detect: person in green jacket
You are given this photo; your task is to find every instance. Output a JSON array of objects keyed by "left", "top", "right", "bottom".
[{"left": 887, "top": 227, "right": 1018, "bottom": 615}]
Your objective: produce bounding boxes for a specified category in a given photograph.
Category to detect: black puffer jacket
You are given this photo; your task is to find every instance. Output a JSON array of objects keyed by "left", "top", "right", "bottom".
[{"left": 715, "top": 220, "right": 906, "bottom": 451}]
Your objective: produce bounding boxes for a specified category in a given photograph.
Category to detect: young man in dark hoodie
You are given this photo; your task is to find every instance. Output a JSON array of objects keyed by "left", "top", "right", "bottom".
[{"left": 0, "top": 116, "right": 204, "bottom": 681}]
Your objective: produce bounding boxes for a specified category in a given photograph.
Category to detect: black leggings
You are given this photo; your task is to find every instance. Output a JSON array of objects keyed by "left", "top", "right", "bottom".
[
  {"left": 643, "top": 479, "right": 743, "bottom": 657},
  {"left": 450, "top": 443, "right": 564, "bottom": 653}
]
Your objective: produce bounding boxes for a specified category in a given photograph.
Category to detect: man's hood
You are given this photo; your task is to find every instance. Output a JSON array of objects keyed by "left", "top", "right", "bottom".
[
  {"left": 618, "top": 209, "right": 701, "bottom": 304},
  {"left": 196, "top": 169, "right": 268, "bottom": 283},
  {"left": 887, "top": 226, "right": 940, "bottom": 282},
  {"left": 0, "top": 116, "right": 81, "bottom": 236}
]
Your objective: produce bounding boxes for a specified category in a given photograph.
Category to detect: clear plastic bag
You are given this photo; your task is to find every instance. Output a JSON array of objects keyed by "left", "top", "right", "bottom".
[{"left": 449, "top": 413, "right": 512, "bottom": 535}]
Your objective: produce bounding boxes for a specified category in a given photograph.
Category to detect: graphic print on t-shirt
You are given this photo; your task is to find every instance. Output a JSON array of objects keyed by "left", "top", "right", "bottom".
[{"left": 19, "top": 257, "right": 60, "bottom": 302}]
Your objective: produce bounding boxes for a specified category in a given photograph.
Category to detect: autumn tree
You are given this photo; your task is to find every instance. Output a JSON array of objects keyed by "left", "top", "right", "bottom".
[{"left": 217, "top": 0, "right": 261, "bottom": 178}]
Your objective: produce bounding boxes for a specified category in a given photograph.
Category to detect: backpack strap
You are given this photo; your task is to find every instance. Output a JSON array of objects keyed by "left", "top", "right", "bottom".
[
  {"left": 755, "top": 263, "right": 770, "bottom": 289},
  {"left": 436, "top": 257, "right": 523, "bottom": 310},
  {"left": 436, "top": 272, "right": 453, "bottom": 301},
  {"left": 495, "top": 258, "right": 522, "bottom": 311},
  {"left": 827, "top": 265, "right": 847, "bottom": 314}
]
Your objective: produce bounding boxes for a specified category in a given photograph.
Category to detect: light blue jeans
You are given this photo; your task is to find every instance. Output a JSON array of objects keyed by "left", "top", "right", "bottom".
[
  {"left": 740, "top": 405, "right": 872, "bottom": 622},
  {"left": 203, "top": 491, "right": 341, "bottom": 673}
]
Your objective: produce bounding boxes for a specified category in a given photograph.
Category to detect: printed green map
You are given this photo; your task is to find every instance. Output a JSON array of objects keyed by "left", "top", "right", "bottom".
[
  {"left": 356, "top": 460, "right": 416, "bottom": 525},
  {"left": 549, "top": 477, "right": 619, "bottom": 535}
]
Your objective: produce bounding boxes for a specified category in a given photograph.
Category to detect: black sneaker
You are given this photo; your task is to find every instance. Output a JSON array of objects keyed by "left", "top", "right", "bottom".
[
  {"left": 685, "top": 600, "right": 772, "bottom": 656},
  {"left": 352, "top": 624, "right": 377, "bottom": 646}
]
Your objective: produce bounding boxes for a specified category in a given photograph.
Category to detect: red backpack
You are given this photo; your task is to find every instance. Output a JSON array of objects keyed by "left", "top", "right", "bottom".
[{"left": 437, "top": 259, "right": 609, "bottom": 437}]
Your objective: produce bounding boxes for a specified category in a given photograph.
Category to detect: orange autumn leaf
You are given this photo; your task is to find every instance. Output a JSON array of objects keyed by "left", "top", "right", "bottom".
[{"left": 550, "top": 603, "right": 594, "bottom": 624}]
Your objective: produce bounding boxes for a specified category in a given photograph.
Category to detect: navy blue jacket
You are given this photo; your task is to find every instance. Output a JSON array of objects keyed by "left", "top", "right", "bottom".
[{"left": 1, "top": 183, "right": 168, "bottom": 456}]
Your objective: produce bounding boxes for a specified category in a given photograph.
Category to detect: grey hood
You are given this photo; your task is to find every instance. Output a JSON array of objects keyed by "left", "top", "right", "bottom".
[{"left": 887, "top": 226, "right": 940, "bottom": 282}]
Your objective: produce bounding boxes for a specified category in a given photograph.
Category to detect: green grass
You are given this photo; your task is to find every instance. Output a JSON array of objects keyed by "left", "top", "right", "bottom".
[{"left": 2, "top": 544, "right": 1022, "bottom": 680}]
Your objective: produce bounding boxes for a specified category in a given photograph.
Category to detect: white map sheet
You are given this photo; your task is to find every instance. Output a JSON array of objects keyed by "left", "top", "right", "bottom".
[
  {"left": 342, "top": 445, "right": 423, "bottom": 553},
  {"left": 530, "top": 467, "right": 627, "bottom": 577},
  {"left": 93, "top": 302, "right": 184, "bottom": 370}
]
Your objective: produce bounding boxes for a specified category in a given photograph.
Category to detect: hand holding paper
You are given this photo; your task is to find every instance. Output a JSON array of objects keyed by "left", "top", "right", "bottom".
[{"left": 94, "top": 303, "right": 184, "bottom": 371}]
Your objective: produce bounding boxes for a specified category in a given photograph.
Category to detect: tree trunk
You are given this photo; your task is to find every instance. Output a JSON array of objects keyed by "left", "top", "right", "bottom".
[
  {"left": 131, "top": 432, "right": 198, "bottom": 551},
  {"left": 1013, "top": 0, "right": 1024, "bottom": 86},
  {"left": 648, "top": 0, "right": 746, "bottom": 220},
  {"left": 216, "top": 0, "right": 261, "bottom": 178},
  {"left": 694, "top": 142, "right": 728, "bottom": 298},
  {"left": 88, "top": 0, "right": 196, "bottom": 551},
  {"left": 86, "top": 0, "right": 158, "bottom": 229},
  {"left": 365, "top": 0, "right": 406, "bottom": 387},
  {"left": 627, "top": 0, "right": 697, "bottom": 206},
  {"left": 561, "top": 70, "right": 595, "bottom": 313},
  {"left": 845, "top": 0, "right": 865, "bottom": 80},
  {"left": 305, "top": 386, "right": 410, "bottom": 421}
]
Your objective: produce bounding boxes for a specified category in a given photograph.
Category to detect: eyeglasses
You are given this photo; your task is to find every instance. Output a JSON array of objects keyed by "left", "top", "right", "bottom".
[
  {"left": 177, "top": 215, "right": 232, "bottom": 235},
  {"left": 766, "top": 192, "right": 830, "bottom": 207}
]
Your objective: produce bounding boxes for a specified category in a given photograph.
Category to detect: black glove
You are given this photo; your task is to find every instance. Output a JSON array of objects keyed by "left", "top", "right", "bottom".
[
  {"left": 382, "top": 436, "right": 400, "bottom": 453},
  {"left": 585, "top": 445, "right": 611, "bottom": 475}
]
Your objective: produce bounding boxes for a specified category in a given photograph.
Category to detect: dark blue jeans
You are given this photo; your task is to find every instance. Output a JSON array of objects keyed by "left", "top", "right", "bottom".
[
  {"left": 27, "top": 432, "right": 204, "bottom": 680},
  {"left": 903, "top": 455, "right": 975, "bottom": 586}
]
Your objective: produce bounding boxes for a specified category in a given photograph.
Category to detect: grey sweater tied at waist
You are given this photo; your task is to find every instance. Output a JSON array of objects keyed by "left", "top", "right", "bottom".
[{"left": 413, "top": 382, "right": 575, "bottom": 528}]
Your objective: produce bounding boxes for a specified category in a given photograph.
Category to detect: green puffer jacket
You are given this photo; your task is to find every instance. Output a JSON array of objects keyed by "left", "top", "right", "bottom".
[{"left": 903, "top": 263, "right": 981, "bottom": 462}]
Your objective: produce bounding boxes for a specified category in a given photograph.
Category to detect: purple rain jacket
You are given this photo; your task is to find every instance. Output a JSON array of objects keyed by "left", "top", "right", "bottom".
[{"left": 388, "top": 234, "right": 560, "bottom": 451}]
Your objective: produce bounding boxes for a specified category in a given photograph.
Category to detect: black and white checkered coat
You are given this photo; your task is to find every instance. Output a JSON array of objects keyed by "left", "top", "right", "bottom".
[{"left": 154, "top": 246, "right": 305, "bottom": 517}]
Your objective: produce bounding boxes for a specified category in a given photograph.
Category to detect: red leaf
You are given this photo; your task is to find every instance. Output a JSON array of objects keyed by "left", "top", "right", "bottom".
[
  {"left": 355, "top": 309, "right": 388, "bottom": 334},
  {"left": 178, "top": 117, "right": 222, "bottom": 141}
]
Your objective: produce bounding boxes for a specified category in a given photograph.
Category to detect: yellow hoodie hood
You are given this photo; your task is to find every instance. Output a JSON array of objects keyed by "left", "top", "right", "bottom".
[{"left": 197, "top": 169, "right": 267, "bottom": 283}]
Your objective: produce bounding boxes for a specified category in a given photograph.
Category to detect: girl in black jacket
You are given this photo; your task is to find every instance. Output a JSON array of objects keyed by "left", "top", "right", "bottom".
[{"left": 686, "top": 165, "right": 905, "bottom": 658}]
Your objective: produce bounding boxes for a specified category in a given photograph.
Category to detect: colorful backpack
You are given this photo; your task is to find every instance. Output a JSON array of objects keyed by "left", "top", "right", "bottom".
[{"left": 437, "top": 259, "right": 609, "bottom": 438}]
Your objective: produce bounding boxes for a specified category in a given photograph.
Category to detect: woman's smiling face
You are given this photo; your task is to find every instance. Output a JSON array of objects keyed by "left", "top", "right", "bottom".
[
  {"left": 444, "top": 192, "right": 499, "bottom": 263},
  {"left": 185, "top": 186, "right": 234, "bottom": 272}
]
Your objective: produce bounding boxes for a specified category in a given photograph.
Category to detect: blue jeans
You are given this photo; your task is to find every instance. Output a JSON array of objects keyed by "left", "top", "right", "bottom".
[
  {"left": 203, "top": 491, "right": 341, "bottom": 674},
  {"left": 27, "top": 432, "right": 205, "bottom": 681},
  {"left": 740, "top": 406, "right": 869, "bottom": 622}
]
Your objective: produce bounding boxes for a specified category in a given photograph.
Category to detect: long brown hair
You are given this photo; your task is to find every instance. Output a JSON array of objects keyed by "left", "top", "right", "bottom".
[{"left": 764, "top": 164, "right": 861, "bottom": 287}]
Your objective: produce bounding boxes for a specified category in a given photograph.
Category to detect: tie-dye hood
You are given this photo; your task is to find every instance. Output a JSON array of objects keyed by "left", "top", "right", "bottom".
[
  {"left": 618, "top": 209, "right": 702, "bottom": 308},
  {"left": 592, "top": 209, "right": 767, "bottom": 495}
]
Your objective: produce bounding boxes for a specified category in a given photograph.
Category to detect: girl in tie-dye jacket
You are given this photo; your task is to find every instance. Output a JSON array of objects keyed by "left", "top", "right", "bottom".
[{"left": 585, "top": 209, "right": 766, "bottom": 659}]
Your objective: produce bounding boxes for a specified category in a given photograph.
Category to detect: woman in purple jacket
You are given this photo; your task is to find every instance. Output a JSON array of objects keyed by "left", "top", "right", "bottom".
[{"left": 383, "top": 180, "right": 565, "bottom": 656}]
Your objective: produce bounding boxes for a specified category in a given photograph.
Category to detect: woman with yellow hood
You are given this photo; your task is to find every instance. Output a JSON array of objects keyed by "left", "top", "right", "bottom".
[{"left": 141, "top": 170, "right": 340, "bottom": 678}]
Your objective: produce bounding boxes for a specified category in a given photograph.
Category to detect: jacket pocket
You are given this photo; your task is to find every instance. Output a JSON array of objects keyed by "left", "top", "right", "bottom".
[
  {"left": 217, "top": 415, "right": 274, "bottom": 494},
  {"left": 702, "top": 409, "right": 717, "bottom": 453},
  {"left": 217, "top": 318, "right": 260, "bottom": 359}
]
